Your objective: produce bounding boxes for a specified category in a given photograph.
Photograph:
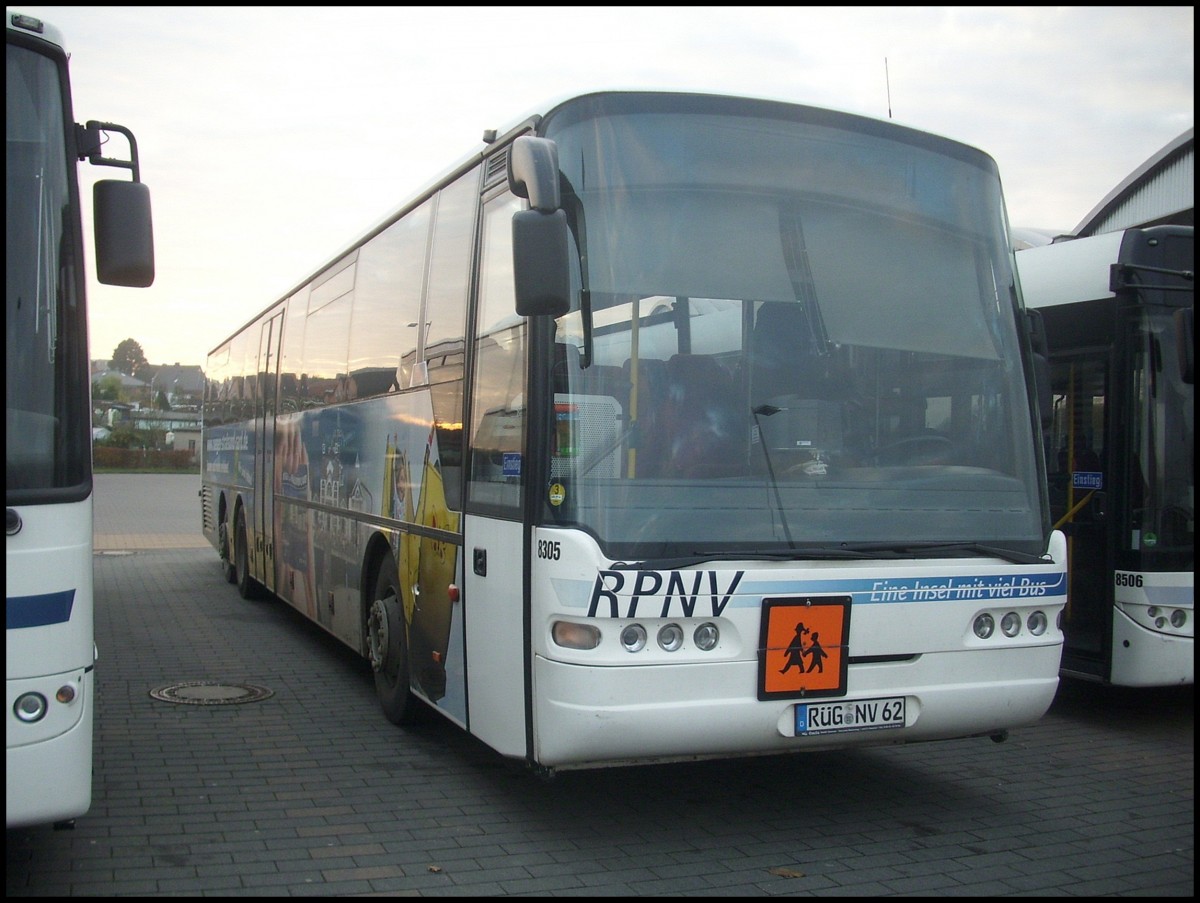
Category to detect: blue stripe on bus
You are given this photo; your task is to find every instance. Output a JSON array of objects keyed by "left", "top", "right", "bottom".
[{"left": 6, "top": 590, "right": 76, "bottom": 629}]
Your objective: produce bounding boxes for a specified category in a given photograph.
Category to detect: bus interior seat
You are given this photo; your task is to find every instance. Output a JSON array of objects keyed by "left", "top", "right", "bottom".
[
  {"left": 660, "top": 353, "right": 744, "bottom": 477},
  {"left": 622, "top": 357, "right": 668, "bottom": 477},
  {"left": 749, "top": 302, "right": 827, "bottom": 407}
]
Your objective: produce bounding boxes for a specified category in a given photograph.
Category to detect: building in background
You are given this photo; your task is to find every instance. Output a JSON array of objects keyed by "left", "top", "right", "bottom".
[{"left": 90, "top": 360, "right": 204, "bottom": 460}]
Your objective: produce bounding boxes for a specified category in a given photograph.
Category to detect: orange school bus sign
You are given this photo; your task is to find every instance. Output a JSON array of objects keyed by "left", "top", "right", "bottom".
[{"left": 758, "top": 597, "right": 852, "bottom": 700}]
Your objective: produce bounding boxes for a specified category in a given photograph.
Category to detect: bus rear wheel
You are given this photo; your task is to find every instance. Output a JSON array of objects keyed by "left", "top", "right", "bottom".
[
  {"left": 234, "top": 509, "right": 262, "bottom": 600},
  {"left": 368, "top": 552, "right": 415, "bottom": 725},
  {"left": 219, "top": 519, "right": 236, "bottom": 584}
]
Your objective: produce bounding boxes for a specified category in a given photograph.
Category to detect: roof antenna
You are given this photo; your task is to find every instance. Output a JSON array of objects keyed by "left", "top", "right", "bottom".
[{"left": 884, "top": 57, "right": 893, "bottom": 119}]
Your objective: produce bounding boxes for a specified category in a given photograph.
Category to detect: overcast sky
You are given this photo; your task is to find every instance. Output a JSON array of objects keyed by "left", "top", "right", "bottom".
[{"left": 14, "top": 6, "right": 1194, "bottom": 368}]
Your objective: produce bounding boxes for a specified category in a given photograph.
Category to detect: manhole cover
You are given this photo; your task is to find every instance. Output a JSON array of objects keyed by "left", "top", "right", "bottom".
[{"left": 149, "top": 682, "right": 273, "bottom": 705}]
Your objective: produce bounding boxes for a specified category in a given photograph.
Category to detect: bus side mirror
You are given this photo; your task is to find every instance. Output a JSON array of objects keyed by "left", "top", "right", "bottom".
[
  {"left": 513, "top": 209, "right": 570, "bottom": 317},
  {"left": 94, "top": 179, "right": 154, "bottom": 287},
  {"left": 1174, "top": 306, "right": 1194, "bottom": 384},
  {"left": 508, "top": 135, "right": 570, "bottom": 316}
]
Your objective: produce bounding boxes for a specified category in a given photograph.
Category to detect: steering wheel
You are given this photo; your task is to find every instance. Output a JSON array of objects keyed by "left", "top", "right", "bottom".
[{"left": 877, "top": 434, "right": 953, "bottom": 465}]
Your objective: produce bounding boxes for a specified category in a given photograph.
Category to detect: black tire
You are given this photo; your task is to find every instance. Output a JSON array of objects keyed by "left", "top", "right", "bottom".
[
  {"left": 234, "top": 508, "right": 262, "bottom": 600},
  {"left": 367, "top": 552, "right": 415, "bottom": 725},
  {"left": 219, "top": 518, "right": 237, "bottom": 584}
]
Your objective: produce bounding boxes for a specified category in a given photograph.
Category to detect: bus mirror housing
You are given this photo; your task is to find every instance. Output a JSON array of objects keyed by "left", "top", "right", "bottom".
[
  {"left": 513, "top": 208, "right": 570, "bottom": 317},
  {"left": 1174, "top": 306, "right": 1194, "bottom": 384},
  {"left": 94, "top": 178, "right": 155, "bottom": 287},
  {"left": 508, "top": 135, "right": 561, "bottom": 212}
]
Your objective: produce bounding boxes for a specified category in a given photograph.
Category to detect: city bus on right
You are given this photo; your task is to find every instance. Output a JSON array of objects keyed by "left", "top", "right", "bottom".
[{"left": 1016, "top": 225, "right": 1193, "bottom": 687}]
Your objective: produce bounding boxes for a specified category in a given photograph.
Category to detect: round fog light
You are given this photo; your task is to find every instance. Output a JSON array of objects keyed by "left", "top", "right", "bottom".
[
  {"left": 658, "top": 623, "right": 684, "bottom": 652},
  {"left": 1027, "top": 611, "right": 1048, "bottom": 636},
  {"left": 621, "top": 624, "right": 647, "bottom": 653},
  {"left": 14, "top": 692, "right": 48, "bottom": 723},
  {"left": 973, "top": 613, "right": 995, "bottom": 639},
  {"left": 693, "top": 622, "right": 720, "bottom": 651},
  {"left": 1001, "top": 612, "right": 1021, "bottom": 637},
  {"left": 1170, "top": 609, "right": 1187, "bottom": 628}
]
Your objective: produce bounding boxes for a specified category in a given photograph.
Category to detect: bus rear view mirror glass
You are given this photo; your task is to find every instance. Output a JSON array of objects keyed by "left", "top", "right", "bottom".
[
  {"left": 94, "top": 179, "right": 154, "bottom": 287},
  {"left": 513, "top": 208, "right": 569, "bottom": 317}
]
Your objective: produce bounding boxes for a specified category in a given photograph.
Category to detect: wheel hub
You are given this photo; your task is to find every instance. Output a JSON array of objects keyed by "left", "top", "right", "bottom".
[{"left": 367, "top": 598, "right": 390, "bottom": 672}]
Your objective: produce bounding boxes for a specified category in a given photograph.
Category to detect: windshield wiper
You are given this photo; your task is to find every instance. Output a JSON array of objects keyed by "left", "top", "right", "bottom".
[
  {"left": 836, "top": 541, "right": 1048, "bottom": 565},
  {"left": 616, "top": 541, "right": 1047, "bottom": 570},
  {"left": 613, "top": 547, "right": 877, "bottom": 570},
  {"left": 751, "top": 404, "right": 796, "bottom": 547}
]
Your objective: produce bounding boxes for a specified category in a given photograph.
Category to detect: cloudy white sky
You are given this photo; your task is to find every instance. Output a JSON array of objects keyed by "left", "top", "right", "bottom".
[{"left": 13, "top": 6, "right": 1195, "bottom": 368}]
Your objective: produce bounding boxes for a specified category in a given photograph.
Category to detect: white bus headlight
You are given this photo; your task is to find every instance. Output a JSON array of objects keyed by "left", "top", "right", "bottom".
[
  {"left": 973, "top": 613, "right": 995, "bottom": 639},
  {"left": 1027, "top": 611, "right": 1048, "bottom": 636},
  {"left": 620, "top": 624, "right": 647, "bottom": 653},
  {"left": 657, "top": 623, "right": 684, "bottom": 652},
  {"left": 1170, "top": 609, "right": 1187, "bottom": 629},
  {"left": 1001, "top": 612, "right": 1022, "bottom": 637},
  {"left": 693, "top": 622, "right": 720, "bottom": 651},
  {"left": 14, "top": 692, "right": 48, "bottom": 723}
]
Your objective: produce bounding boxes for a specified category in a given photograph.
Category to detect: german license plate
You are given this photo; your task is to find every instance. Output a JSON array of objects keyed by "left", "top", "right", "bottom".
[{"left": 795, "top": 696, "right": 906, "bottom": 735}]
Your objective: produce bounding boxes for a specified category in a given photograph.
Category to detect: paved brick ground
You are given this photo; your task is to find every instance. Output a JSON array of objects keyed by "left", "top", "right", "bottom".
[{"left": 6, "top": 475, "right": 1194, "bottom": 896}]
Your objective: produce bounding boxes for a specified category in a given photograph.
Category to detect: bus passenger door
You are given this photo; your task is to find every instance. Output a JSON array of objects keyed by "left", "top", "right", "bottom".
[
  {"left": 462, "top": 190, "right": 530, "bottom": 758},
  {"left": 1048, "top": 354, "right": 1111, "bottom": 678},
  {"left": 255, "top": 312, "right": 284, "bottom": 593}
]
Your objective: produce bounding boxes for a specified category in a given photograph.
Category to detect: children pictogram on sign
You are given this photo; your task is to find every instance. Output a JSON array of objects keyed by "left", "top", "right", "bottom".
[
  {"left": 779, "top": 622, "right": 809, "bottom": 674},
  {"left": 803, "top": 631, "right": 828, "bottom": 673}
]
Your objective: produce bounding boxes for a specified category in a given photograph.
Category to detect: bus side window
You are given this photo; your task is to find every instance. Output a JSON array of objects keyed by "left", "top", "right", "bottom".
[{"left": 467, "top": 192, "right": 526, "bottom": 512}]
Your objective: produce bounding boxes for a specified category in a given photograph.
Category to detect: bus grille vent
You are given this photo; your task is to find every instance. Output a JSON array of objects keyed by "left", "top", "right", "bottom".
[{"left": 484, "top": 150, "right": 509, "bottom": 188}]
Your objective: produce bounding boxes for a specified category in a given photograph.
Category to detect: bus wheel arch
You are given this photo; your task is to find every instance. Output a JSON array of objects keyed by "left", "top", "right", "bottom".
[{"left": 367, "top": 545, "right": 416, "bottom": 725}]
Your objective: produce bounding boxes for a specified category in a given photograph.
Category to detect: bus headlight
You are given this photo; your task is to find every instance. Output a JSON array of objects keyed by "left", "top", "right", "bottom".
[
  {"left": 657, "top": 623, "right": 684, "bottom": 652},
  {"left": 1170, "top": 609, "right": 1187, "bottom": 629},
  {"left": 693, "top": 622, "right": 720, "bottom": 651},
  {"left": 14, "top": 692, "right": 48, "bottom": 723},
  {"left": 620, "top": 624, "right": 648, "bottom": 653},
  {"left": 1001, "top": 612, "right": 1022, "bottom": 637},
  {"left": 552, "top": 621, "right": 601, "bottom": 650},
  {"left": 973, "top": 613, "right": 995, "bottom": 639},
  {"left": 1027, "top": 611, "right": 1048, "bottom": 636}
]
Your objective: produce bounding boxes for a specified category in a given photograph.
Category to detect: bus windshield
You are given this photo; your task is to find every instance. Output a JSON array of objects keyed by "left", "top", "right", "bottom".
[
  {"left": 540, "top": 98, "right": 1045, "bottom": 560},
  {"left": 6, "top": 40, "right": 87, "bottom": 496}
]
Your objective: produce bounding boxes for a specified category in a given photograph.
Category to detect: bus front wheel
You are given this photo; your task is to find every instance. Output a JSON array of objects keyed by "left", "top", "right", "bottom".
[{"left": 368, "top": 553, "right": 415, "bottom": 725}]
